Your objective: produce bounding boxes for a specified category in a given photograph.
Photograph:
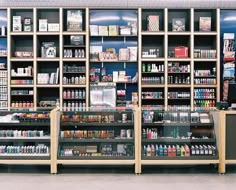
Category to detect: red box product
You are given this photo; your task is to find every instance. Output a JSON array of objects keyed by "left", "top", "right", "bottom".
[{"left": 174, "top": 46, "right": 188, "bottom": 58}]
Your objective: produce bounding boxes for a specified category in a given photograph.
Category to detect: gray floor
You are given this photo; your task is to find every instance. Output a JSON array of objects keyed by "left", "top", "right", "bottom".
[{"left": 0, "top": 173, "right": 236, "bottom": 190}]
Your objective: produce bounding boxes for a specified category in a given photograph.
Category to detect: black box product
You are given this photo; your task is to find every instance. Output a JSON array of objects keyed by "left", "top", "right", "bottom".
[
  {"left": 70, "top": 35, "right": 84, "bottom": 45},
  {"left": 199, "top": 17, "right": 211, "bottom": 32},
  {"left": 172, "top": 18, "right": 185, "bottom": 31},
  {"left": 67, "top": 10, "right": 83, "bottom": 31},
  {"left": 41, "top": 42, "right": 56, "bottom": 58}
]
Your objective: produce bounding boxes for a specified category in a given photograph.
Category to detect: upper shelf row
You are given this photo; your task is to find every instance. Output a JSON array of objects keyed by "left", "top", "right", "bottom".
[{"left": 9, "top": 8, "right": 218, "bottom": 34}]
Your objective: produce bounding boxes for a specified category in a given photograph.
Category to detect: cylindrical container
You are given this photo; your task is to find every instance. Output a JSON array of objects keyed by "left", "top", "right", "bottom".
[{"left": 122, "top": 113, "right": 127, "bottom": 122}]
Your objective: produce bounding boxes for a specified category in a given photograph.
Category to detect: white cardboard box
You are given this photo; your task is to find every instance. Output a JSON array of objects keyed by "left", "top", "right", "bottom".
[
  {"left": 39, "top": 19, "right": 48, "bottom": 31},
  {"left": 48, "top": 23, "right": 60, "bottom": 32}
]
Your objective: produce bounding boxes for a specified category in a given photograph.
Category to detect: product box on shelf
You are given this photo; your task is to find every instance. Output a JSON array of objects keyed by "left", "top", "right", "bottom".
[
  {"left": 41, "top": 42, "right": 56, "bottom": 58},
  {"left": 199, "top": 17, "right": 211, "bottom": 32},
  {"left": 67, "top": 10, "right": 83, "bottom": 31},
  {"left": 109, "top": 25, "right": 119, "bottom": 36},
  {"left": 172, "top": 18, "right": 185, "bottom": 31},
  {"left": 39, "top": 19, "right": 48, "bottom": 32},
  {"left": 12, "top": 16, "right": 22, "bottom": 32},
  {"left": 23, "top": 18, "right": 32, "bottom": 32},
  {"left": 70, "top": 35, "right": 84, "bottom": 45},
  {"left": 147, "top": 15, "right": 159, "bottom": 31},
  {"left": 174, "top": 46, "right": 188, "bottom": 58},
  {"left": 48, "top": 23, "right": 60, "bottom": 32}
]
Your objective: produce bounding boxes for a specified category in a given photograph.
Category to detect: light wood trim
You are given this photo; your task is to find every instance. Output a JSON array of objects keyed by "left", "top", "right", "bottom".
[
  {"left": 216, "top": 9, "right": 220, "bottom": 102},
  {"left": 141, "top": 31, "right": 165, "bottom": 35},
  {"left": 167, "top": 32, "right": 191, "bottom": 35},
  {"left": 138, "top": 8, "right": 142, "bottom": 108},
  {"left": 57, "top": 160, "right": 135, "bottom": 165},
  {"left": 193, "top": 58, "right": 217, "bottom": 62},
  {"left": 191, "top": 8, "right": 194, "bottom": 111},
  {"left": 33, "top": 8, "right": 37, "bottom": 111},
  {"left": 62, "top": 31, "right": 87, "bottom": 35},
  {"left": 86, "top": 8, "right": 89, "bottom": 108},
  {"left": 134, "top": 104, "right": 140, "bottom": 174},
  {"left": 141, "top": 160, "right": 219, "bottom": 165},
  {"left": 59, "top": 8, "right": 63, "bottom": 110},
  {"left": 0, "top": 160, "right": 51, "bottom": 165},
  {"left": 50, "top": 108, "right": 60, "bottom": 174},
  {"left": 141, "top": 58, "right": 165, "bottom": 62},
  {"left": 164, "top": 8, "right": 168, "bottom": 111},
  {"left": 10, "top": 32, "right": 34, "bottom": 35},
  {"left": 225, "top": 160, "right": 236, "bottom": 164},
  {"left": 7, "top": 8, "right": 11, "bottom": 110},
  {"left": 194, "top": 32, "right": 217, "bottom": 36},
  {"left": 218, "top": 111, "right": 226, "bottom": 174}
]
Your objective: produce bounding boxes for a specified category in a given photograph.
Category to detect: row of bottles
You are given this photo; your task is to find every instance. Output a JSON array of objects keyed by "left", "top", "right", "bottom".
[
  {"left": 194, "top": 78, "right": 216, "bottom": 85},
  {"left": 63, "top": 65, "right": 86, "bottom": 73},
  {"left": 142, "top": 91, "right": 163, "bottom": 99},
  {"left": 143, "top": 144, "right": 216, "bottom": 157},
  {"left": 194, "top": 89, "right": 215, "bottom": 99},
  {"left": 63, "top": 101, "right": 86, "bottom": 111},
  {"left": 63, "top": 49, "right": 85, "bottom": 58},
  {"left": 168, "top": 75, "right": 190, "bottom": 84},
  {"left": 63, "top": 75, "right": 86, "bottom": 85},
  {"left": 194, "top": 100, "right": 216, "bottom": 108},
  {"left": 142, "top": 63, "right": 164, "bottom": 73},
  {"left": 142, "top": 77, "right": 164, "bottom": 84},
  {"left": 11, "top": 101, "right": 34, "bottom": 108},
  {"left": 63, "top": 89, "right": 86, "bottom": 99},
  {"left": 168, "top": 63, "right": 190, "bottom": 73},
  {"left": 168, "top": 92, "right": 190, "bottom": 99}
]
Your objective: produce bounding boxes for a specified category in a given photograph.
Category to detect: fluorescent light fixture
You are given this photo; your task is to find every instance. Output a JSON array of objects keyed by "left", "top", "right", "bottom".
[
  {"left": 90, "top": 16, "right": 120, "bottom": 22},
  {"left": 0, "top": 16, "right": 7, "bottom": 22},
  {"left": 122, "top": 16, "right": 137, "bottom": 22},
  {"left": 224, "top": 16, "right": 236, "bottom": 21}
]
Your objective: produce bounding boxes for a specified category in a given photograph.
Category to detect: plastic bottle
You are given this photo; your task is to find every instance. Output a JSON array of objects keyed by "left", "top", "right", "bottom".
[
  {"left": 181, "top": 145, "right": 185, "bottom": 157},
  {"left": 168, "top": 145, "right": 172, "bottom": 157},
  {"left": 159, "top": 145, "right": 164, "bottom": 156},
  {"left": 172, "top": 145, "right": 176, "bottom": 157},
  {"left": 155, "top": 145, "right": 159, "bottom": 156},
  {"left": 151, "top": 145, "right": 155, "bottom": 156},
  {"left": 185, "top": 145, "right": 190, "bottom": 157},
  {"left": 146, "top": 145, "right": 151, "bottom": 156}
]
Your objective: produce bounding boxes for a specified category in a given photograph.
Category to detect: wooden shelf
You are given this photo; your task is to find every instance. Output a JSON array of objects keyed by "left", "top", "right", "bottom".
[
  {"left": 63, "top": 98, "right": 85, "bottom": 100},
  {"left": 62, "top": 58, "right": 86, "bottom": 61},
  {"left": 168, "top": 84, "right": 191, "bottom": 88},
  {"left": 141, "top": 58, "right": 165, "bottom": 61},
  {"left": 63, "top": 71, "right": 86, "bottom": 74},
  {"left": 36, "top": 58, "right": 60, "bottom": 61},
  {"left": 141, "top": 31, "right": 165, "bottom": 35},
  {"left": 11, "top": 75, "right": 33, "bottom": 78},
  {"left": 194, "top": 84, "right": 217, "bottom": 87},
  {"left": 168, "top": 98, "right": 190, "bottom": 100},
  {"left": 194, "top": 32, "right": 217, "bottom": 36},
  {"left": 167, "top": 32, "right": 191, "bottom": 35},
  {"left": 0, "top": 55, "right": 7, "bottom": 58},
  {"left": 194, "top": 58, "right": 217, "bottom": 62},
  {"left": 194, "top": 76, "right": 216, "bottom": 78},
  {"left": 11, "top": 85, "right": 34, "bottom": 88},
  {"left": 0, "top": 137, "right": 50, "bottom": 142},
  {"left": 63, "top": 45, "right": 86, "bottom": 48},
  {"left": 10, "top": 58, "right": 34, "bottom": 61},
  {"left": 90, "top": 35, "right": 138, "bottom": 37},
  {"left": 36, "top": 32, "right": 60, "bottom": 35},
  {"left": 168, "top": 58, "right": 191, "bottom": 62},
  {"left": 142, "top": 72, "right": 164, "bottom": 74},
  {"left": 57, "top": 156, "right": 135, "bottom": 160},
  {"left": 63, "top": 31, "right": 86, "bottom": 35},
  {"left": 63, "top": 84, "right": 86, "bottom": 88},
  {"left": 142, "top": 98, "right": 164, "bottom": 100},
  {"left": 37, "top": 84, "right": 60, "bottom": 88},
  {"left": 142, "top": 84, "right": 165, "bottom": 88},
  {"left": 10, "top": 32, "right": 34, "bottom": 36}
]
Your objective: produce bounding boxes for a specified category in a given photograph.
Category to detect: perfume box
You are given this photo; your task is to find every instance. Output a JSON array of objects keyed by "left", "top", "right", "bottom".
[
  {"left": 174, "top": 46, "right": 188, "bottom": 58},
  {"left": 70, "top": 35, "right": 84, "bottom": 45},
  {"left": 172, "top": 18, "right": 185, "bottom": 31},
  {"left": 67, "top": 10, "right": 83, "bottom": 31},
  {"left": 199, "top": 17, "right": 211, "bottom": 32},
  {"left": 48, "top": 23, "right": 60, "bottom": 32},
  {"left": 39, "top": 19, "right": 48, "bottom": 31},
  {"left": 13, "top": 23, "right": 22, "bottom": 32},
  {"left": 147, "top": 15, "right": 159, "bottom": 31}
]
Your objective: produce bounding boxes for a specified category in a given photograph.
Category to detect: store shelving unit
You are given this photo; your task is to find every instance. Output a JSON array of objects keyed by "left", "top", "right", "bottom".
[
  {"left": 50, "top": 107, "right": 139, "bottom": 174},
  {"left": 140, "top": 110, "right": 219, "bottom": 172},
  {"left": 0, "top": 9, "right": 8, "bottom": 110},
  {"left": 89, "top": 9, "right": 139, "bottom": 108},
  {"left": 61, "top": 8, "right": 88, "bottom": 112},
  {"left": 139, "top": 8, "right": 220, "bottom": 111},
  {"left": 0, "top": 110, "right": 54, "bottom": 173}
]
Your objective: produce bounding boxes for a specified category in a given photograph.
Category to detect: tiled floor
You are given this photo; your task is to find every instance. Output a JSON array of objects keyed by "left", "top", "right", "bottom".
[{"left": 0, "top": 165, "right": 235, "bottom": 190}]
